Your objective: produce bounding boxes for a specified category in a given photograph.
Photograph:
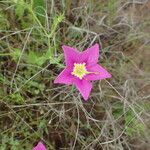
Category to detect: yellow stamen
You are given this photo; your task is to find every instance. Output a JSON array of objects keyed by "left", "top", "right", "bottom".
[
  {"left": 71, "top": 63, "right": 99, "bottom": 79},
  {"left": 71, "top": 63, "right": 88, "bottom": 79}
]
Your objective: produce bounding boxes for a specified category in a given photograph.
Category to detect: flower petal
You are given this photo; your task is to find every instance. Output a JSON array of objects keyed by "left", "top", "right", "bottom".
[
  {"left": 74, "top": 79, "right": 92, "bottom": 100},
  {"left": 33, "top": 142, "right": 46, "bottom": 150},
  {"left": 54, "top": 67, "right": 73, "bottom": 85},
  {"left": 81, "top": 43, "right": 99, "bottom": 65},
  {"left": 62, "top": 45, "right": 81, "bottom": 67},
  {"left": 85, "top": 64, "right": 112, "bottom": 81}
]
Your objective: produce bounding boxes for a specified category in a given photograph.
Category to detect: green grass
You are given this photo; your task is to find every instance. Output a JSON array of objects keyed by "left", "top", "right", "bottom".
[{"left": 0, "top": 0, "right": 150, "bottom": 149}]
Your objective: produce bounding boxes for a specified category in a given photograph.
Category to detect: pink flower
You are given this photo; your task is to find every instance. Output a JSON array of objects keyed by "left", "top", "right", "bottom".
[
  {"left": 54, "top": 44, "right": 112, "bottom": 100},
  {"left": 33, "top": 142, "right": 46, "bottom": 150}
]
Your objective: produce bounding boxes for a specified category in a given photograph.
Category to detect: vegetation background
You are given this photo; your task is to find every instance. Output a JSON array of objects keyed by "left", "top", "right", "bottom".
[{"left": 0, "top": 0, "right": 150, "bottom": 149}]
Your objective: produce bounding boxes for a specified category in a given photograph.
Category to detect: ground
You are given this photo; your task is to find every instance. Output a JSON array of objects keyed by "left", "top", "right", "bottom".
[{"left": 0, "top": 0, "right": 150, "bottom": 150}]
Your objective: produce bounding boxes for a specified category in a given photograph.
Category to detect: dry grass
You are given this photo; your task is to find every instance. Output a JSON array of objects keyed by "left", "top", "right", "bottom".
[{"left": 0, "top": 0, "right": 150, "bottom": 149}]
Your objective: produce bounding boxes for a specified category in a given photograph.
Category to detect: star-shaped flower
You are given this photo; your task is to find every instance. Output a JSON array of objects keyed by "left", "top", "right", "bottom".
[
  {"left": 54, "top": 44, "right": 112, "bottom": 100},
  {"left": 33, "top": 141, "right": 46, "bottom": 150}
]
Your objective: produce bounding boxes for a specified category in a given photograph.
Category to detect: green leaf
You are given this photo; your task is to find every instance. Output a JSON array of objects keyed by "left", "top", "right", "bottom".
[
  {"left": 27, "top": 51, "right": 47, "bottom": 66},
  {"left": 49, "top": 14, "right": 65, "bottom": 38},
  {"left": 0, "top": 12, "right": 9, "bottom": 29},
  {"left": 10, "top": 48, "right": 22, "bottom": 62},
  {"left": 15, "top": 0, "right": 26, "bottom": 19},
  {"left": 0, "top": 74, "right": 4, "bottom": 83},
  {"left": 33, "top": 0, "right": 45, "bottom": 23},
  {"left": 9, "top": 93, "right": 24, "bottom": 104}
]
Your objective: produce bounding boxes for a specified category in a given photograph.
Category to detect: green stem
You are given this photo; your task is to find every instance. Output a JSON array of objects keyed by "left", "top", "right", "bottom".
[
  {"left": 28, "top": 6, "right": 48, "bottom": 36},
  {"left": 0, "top": 53, "right": 11, "bottom": 56},
  {"left": 28, "top": 5, "right": 52, "bottom": 56}
]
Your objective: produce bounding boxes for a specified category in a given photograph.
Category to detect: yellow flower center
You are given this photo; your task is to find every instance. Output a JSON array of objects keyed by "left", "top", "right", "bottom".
[{"left": 71, "top": 63, "right": 89, "bottom": 79}]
